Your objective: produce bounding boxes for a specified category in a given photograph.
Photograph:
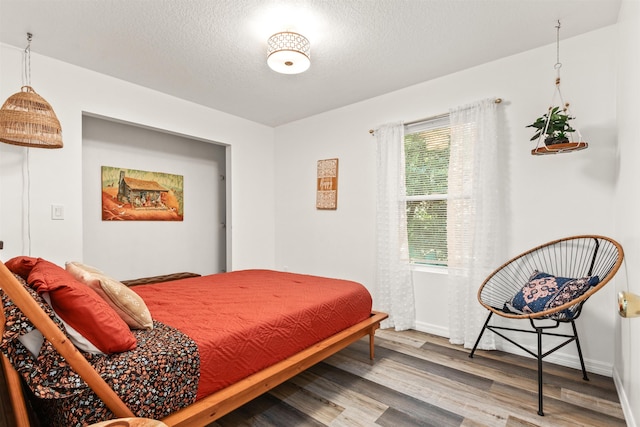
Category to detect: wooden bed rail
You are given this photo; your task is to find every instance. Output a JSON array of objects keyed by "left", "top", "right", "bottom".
[
  {"left": 0, "top": 260, "right": 135, "bottom": 420},
  {"left": 161, "top": 310, "right": 388, "bottom": 427}
]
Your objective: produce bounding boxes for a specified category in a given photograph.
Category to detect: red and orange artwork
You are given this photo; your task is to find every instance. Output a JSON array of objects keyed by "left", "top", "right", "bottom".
[{"left": 101, "top": 166, "right": 183, "bottom": 221}]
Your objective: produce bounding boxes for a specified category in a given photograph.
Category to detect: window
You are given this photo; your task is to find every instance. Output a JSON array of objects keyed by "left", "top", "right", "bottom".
[{"left": 404, "top": 115, "right": 450, "bottom": 267}]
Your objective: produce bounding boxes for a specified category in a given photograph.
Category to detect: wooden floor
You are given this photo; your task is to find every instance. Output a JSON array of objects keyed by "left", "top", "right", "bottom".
[{"left": 211, "top": 329, "right": 625, "bottom": 427}]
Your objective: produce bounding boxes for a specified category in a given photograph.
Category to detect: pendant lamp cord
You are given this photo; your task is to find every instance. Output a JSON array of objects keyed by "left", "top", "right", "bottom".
[
  {"left": 21, "top": 33, "right": 33, "bottom": 255},
  {"left": 24, "top": 149, "right": 32, "bottom": 256},
  {"left": 22, "top": 33, "right": 32, "bottom": 87}
]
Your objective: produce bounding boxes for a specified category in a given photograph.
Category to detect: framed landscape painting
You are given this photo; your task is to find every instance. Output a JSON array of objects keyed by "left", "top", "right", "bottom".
[{"left": 101, "top": 166, "right": 184, "bottom": 221}]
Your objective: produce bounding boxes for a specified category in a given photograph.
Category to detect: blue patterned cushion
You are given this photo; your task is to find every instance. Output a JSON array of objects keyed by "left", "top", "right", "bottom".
[{"left": 505, "top": 270, "right": 600, "bottom": 317}]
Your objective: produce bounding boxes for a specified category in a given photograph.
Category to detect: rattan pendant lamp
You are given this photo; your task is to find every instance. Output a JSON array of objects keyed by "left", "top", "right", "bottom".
[
  {"left": 0, "top": 33, "right": 63, "bottom": 149},
  {"left": 528, "top": 21, "right": 586, "bottom": 156}
]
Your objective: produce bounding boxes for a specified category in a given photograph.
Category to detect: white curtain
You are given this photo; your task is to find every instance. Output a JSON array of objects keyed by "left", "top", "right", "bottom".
[
  {"left": 374, "top": 122, "right": 415, "bottom": 331},
  {"left": 447, "top": 98, "right": 506, "bottom": 349}
]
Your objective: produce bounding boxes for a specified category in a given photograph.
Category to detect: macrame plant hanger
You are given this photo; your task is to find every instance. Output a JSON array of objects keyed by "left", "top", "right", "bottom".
[{"left": 531, "top": 21, "right": 587, "bottom": 155}]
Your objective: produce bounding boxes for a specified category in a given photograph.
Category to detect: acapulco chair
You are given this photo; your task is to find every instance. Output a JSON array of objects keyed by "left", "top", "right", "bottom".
[{"left": 468, "top": 235, "right": 624, "bottom": 416}]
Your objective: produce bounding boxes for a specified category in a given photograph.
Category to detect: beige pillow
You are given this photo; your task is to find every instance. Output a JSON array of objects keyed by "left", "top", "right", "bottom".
[{"left": 66, "top": 262, "right": 153, "bottom": 330}]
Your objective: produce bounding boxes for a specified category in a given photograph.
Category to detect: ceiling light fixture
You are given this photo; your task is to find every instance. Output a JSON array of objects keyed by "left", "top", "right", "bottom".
[
  {"left": 267, "top": 31, "right": 310, "bottom": 74},
  {"left": 0, "top": 33, "right": 63, "bottom": 149}
]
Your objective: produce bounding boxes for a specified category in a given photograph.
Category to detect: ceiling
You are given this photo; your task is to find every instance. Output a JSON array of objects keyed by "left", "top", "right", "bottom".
[{"left": 0, "top": 0, "right": 622, "bottom": 127}]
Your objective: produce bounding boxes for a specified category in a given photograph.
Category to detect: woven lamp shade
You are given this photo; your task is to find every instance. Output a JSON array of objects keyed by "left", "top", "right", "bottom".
[{"left": 0, "top": 85, "right": 63, "bottom": 148}]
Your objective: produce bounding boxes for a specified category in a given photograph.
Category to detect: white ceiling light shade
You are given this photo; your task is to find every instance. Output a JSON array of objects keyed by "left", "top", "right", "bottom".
[{"left": 267, "top": 31, "right": 310, "bottom": 74}]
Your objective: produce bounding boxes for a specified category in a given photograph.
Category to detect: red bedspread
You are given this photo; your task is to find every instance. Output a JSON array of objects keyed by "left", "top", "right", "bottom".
[{"left": 132, "top": 269, "right": 373, "bottom": 400}]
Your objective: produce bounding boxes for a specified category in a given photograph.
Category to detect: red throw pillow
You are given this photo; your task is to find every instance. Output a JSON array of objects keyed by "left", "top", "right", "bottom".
[
  {"left": 27, "top": 259, "right": 136, "bottom": 354},
  {"left": 5, "top": 256, "right": 39, "bottom": 279}
]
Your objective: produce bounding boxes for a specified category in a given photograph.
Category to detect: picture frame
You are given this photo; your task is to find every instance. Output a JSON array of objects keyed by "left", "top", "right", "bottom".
[
  {"left": 101, "top": 166, "right": 184, "bottom": 221},
  {"left": 316, "top": 158, "right": 338, "bottom": 210}
]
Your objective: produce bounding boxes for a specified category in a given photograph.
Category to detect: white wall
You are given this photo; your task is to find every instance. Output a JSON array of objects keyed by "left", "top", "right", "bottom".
[
  {"left": 0, "top": 43, "right": 277, "bottom": 273},
  {"left": 275, "top": 26, "right": 619, "bottom": 375},
  {"left": 1, "top": 16, "right": 635, "bottom": 424},
  {"left": 82, "top": 115, "right": 227, "bottom": 279},
  {"left": 614, "top": 2, "right": 640, "bottom": 426}
]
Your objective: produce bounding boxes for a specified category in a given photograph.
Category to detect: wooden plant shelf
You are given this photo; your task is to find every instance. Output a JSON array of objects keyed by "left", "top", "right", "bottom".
[{"left": 531, "top": 141, "right": 588, "bottom": 156}]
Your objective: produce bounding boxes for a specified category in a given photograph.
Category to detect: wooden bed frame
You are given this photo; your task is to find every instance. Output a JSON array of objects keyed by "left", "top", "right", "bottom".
[{"left": 0, "top": 261, "right": 388, "bottom": 426}]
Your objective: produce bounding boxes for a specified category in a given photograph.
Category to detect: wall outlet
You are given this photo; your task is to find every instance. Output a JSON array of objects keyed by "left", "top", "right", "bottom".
[{"left": 51, "top": 204, "right": 64, "bottom": 220}]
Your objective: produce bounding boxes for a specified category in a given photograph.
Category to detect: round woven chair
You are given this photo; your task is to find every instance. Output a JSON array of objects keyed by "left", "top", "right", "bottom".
[{"left": 468, "top": 235, "right": 624, "bottom": 416}]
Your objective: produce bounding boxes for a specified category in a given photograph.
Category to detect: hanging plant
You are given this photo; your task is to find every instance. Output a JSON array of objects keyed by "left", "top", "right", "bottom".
[
  {"left": 526, "top": 105, "right": 576, "bottom": 146},
  {"left": 527, "top": 21, "right": 587, "bottom": 155}
]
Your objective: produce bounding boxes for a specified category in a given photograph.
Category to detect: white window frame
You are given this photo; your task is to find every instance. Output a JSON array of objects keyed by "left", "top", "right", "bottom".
[{"left": 403, "top": 115, "right": 450, "bottom": 272}]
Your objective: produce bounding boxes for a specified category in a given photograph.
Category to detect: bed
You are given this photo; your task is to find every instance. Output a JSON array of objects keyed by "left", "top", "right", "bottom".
[{"left": 0, "top": 257, "right": 387, "bottom": 426}]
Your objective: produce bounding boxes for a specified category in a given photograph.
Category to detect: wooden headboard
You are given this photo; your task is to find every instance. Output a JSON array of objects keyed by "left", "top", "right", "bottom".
[
  {"left": 0, "top": 302, "right": 33, "bottom": 427},
  {"left": 0, "top": 356, "right": 20, "bottom": 427},
  {"left": 0, "top": 268, "right": 200, "bottom": 427},
  {"left": 0, "top": 261, "right": 135, "bottom": 425}
]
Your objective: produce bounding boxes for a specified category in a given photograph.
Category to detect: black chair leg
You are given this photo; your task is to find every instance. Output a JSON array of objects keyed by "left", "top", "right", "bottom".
[
  {"left": 469, "top": 312, "right": 493, "bottom": 358},
  {"left": 571, "top": 320, "right": 589, "bottom": 381},
  {"left": 537, "top": 326, "right": 544, "bottom": 416}
]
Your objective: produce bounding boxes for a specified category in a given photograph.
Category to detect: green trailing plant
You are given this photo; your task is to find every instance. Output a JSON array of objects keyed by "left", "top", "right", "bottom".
[{"left": 527, "top": 105, "right": 576, "bottom": 145}]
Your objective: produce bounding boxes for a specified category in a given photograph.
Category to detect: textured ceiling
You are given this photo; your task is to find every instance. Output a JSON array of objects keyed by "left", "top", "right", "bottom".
[{"left": 0, "top": 0, "right": 622, "bottom": 127}]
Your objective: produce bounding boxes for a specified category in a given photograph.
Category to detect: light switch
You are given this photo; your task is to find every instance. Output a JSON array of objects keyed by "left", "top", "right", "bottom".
[{"left": 51, "top": 204, "right": 64, "bottom": 220}]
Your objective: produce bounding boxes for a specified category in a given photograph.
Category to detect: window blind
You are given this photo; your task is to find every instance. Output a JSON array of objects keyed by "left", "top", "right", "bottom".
[{"left": 404, "top": 115, "right": 450, "bottom": 266}]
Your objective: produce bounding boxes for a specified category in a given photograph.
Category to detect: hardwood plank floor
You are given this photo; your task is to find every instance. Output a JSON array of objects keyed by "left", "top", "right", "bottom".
[{"left": 210, "top": 329, "right": 625, "bottom": 427}]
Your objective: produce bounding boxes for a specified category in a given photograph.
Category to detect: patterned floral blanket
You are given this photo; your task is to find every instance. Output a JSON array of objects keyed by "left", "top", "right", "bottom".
[{"left": 1, "top": 274, "right": 199, "bottom": 427}]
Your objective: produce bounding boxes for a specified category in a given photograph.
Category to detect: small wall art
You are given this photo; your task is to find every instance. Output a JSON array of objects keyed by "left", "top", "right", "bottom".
[
  {"left": 316, "top": 158, "right": 338, "bottom": 210},
  {"left": 101, "top": 166, "right": 184, "bottom": 221}
]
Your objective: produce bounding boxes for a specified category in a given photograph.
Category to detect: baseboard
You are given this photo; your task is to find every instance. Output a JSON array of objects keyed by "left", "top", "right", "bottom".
[
  {"left": 495, "top": 340, "right": 613, "bottom": 376},
  {"left": 613, "top": 367, "right": 637, "bottom": 427},
  {"left": 412, "top": 321, "right": 613, "bottom": 376},
  {"left": 414, "top": 320, "right": 449, "bottom": 338}
]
